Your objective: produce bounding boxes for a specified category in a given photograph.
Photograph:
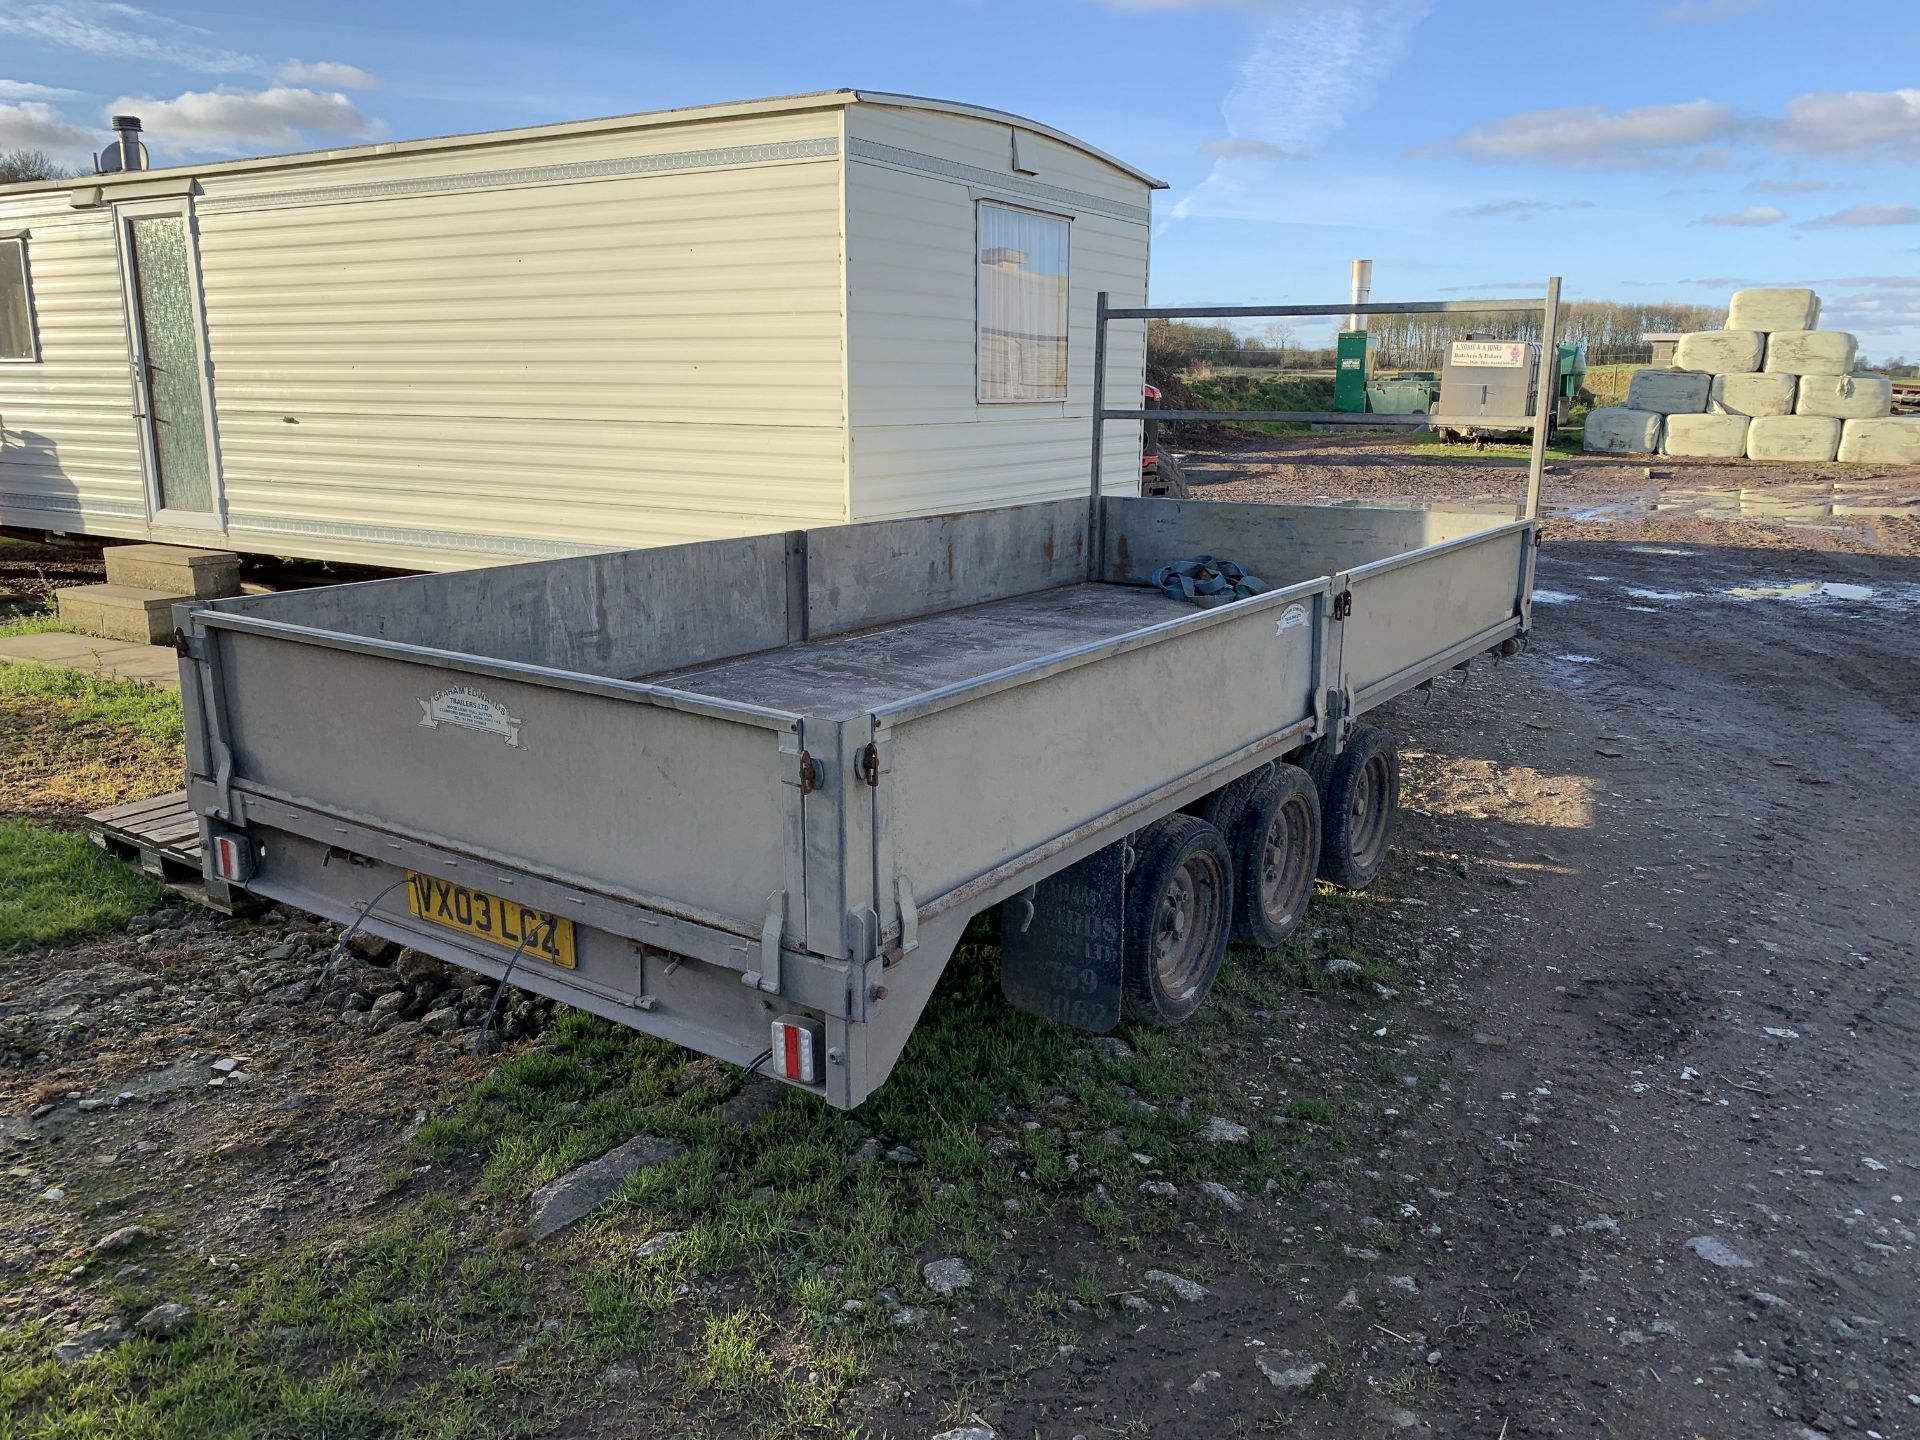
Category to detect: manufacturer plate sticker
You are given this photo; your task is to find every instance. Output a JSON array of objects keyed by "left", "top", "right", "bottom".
[
  {"left": 419, "top": 685, "right": 523, "bottom": 747},
  {"left": 1277, "top": 603, "right": 1310, "bottom": 634}
]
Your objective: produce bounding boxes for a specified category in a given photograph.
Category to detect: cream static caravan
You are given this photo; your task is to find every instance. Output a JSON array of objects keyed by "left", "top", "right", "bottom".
[{"left": 0, "top": 90, "right": 1159, "bottom": 571}]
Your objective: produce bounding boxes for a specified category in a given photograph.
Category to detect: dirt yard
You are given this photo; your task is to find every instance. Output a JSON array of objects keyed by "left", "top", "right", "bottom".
[{"left": 2, "top": 443, "right": 1917, "bottom": 1438}]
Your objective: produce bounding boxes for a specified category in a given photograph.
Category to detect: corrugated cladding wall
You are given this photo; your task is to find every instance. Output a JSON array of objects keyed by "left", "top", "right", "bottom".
[
  {"left": 842, "top": 105, "right": 1148, "bottom": 521},
  {"left": 193, "top": 109, "right": 849, "bottom": 569},
  {"left": 0, "top": 195, "right": 145, "bottom": 535}
]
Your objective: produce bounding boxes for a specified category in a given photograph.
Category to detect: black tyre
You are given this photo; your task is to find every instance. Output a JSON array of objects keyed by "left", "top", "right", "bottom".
[
  {"left": 1321, "top": 724, "right": 1399, "bottom": 890},
  {"left": 1227, "top": 764, "right": 1321, "bottom": 947},
  {"left": 1297, "top": 736, "right": 1337, "bottom": 803},
  {"left": 1122, "top": 815, "right": 1233, "bottom": 1027},
  {"left": 1199, "top": 762, "right": 1271, "bottom": 837}
]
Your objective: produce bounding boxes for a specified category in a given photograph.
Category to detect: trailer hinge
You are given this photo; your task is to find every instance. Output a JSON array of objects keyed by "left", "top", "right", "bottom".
[
  {"left": 741, "top": 890, "right": 786, "bottom": 994},
  {"left": 860, "top": 743, "right": 881, "bottom": 787},
  {"left": 796, "top": 750, "right": 818, "bottom": 796},
  {"left": 173, "top": 626, "right": 196, "bottom": 659},
  {"left": 1332, "top": 589, "right": 1353, "bottom": 621}
]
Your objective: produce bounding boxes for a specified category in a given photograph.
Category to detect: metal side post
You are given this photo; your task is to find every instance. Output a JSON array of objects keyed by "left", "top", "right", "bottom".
[
  {"left": 1523, "top": 275, "right": 1562, "bottom": 522},
  {"left": 1088, "top": 290, "right": 1109, "bottom": 580}
]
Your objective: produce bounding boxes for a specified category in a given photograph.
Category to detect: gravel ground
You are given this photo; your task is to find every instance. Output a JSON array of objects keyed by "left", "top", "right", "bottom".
[{"left": 3, "top": 444, "right": 1917, "bottom": 1436}]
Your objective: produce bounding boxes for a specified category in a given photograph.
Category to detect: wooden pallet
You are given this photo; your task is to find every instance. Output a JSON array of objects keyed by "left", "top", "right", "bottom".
[{"left": 84, "top": 790, "right": 250, "bottom": 913}]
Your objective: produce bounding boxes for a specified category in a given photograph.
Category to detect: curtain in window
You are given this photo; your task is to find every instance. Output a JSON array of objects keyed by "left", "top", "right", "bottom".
[{"left": 978, "top": 204, "right": 1069, "bottom": 401}]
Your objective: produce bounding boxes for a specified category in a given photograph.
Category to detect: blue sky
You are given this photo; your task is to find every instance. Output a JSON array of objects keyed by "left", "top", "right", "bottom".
[{"left": 4, "top": 0, "right": 1919, "bottom": 355}]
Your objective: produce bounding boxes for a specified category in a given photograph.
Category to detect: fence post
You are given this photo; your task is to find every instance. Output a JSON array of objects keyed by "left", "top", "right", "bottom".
[
  {"left": 1088, "top": 290, "right": 1109, "bottom": 580},
  {"left": 1524, "top": 276, "right": 1562, "bottom": 522}
]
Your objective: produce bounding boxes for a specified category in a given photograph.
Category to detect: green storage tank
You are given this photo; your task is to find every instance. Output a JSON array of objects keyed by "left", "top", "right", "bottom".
[
  {"left": 1365, "top": 372, "right": 1440, "bottom": 415},
  {"left": 1333, "top": 330, "right": 1371, "bottom": 412}
]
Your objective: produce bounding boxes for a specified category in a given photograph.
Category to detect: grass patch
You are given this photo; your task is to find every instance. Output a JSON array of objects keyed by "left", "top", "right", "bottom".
[
  {"left": 0, "top": 818, "right": 162, "bottom": 951},
  {"left": 0, "top": 662, "right": 184, "bottom": 821},
  {"left": 1405, "top": 429, "right": 1581, "bottom": 463},
  {"left": 1185, "top": 372, "right": 1337, "bottom": 435}
]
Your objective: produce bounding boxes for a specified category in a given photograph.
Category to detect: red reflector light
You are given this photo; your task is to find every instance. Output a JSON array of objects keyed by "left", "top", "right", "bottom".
[
  {"left": 210, "top": 834, "right": 249, "bottom": 881},
  {"left": 769, "top": 1015, "right": 823, "bottom": 1084}
]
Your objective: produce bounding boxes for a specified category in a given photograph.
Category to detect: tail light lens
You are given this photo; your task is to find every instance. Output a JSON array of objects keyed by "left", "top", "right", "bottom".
[{"left": 769, "top": 1015, "right": 823, "bottom": 1084}]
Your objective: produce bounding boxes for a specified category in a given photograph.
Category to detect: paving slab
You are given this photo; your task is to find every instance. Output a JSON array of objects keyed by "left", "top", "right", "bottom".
[{"left": 0, "top": 630, "right": 182, "bottom": 689}]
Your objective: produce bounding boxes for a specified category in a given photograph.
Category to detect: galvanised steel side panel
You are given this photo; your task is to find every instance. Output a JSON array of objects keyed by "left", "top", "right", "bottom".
[
  {"left": 210, "top": 530, "right": 795, "bottom": 679},
  {"left": 213, "top": 629, "right": 804, "bottom": 940},
  {"left": 1101, "top": 496, "right": 1518, "bottom": 590},
  {"left": 805, "top": 498, "right": 1088, "bottom": 637},
  {"left": 1339, "top": 525, "right": 1530, "bottom": 705},
  {"left": 874, "top": 589, "right": 1321, "bottom": 923}
]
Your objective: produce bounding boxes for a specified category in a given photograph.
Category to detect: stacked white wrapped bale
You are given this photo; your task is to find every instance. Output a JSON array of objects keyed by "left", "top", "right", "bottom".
[
  {"left": 1627, "top": 369, "right": 1711, "bottom": 413},
  {"left": 1748, "top": 415, "right": 1842, "bottom": 462},
  {"left": 1727, "top": 287, "right": 1820, "bottom": 332},
  {"left": 1674, "top": 330, "right": 1763, "bottom": 374},
  {"left": 1578, "top": 283, "right": 1891, "bottom": 462},
  {"left": 1837, "top": 417, "right": 1920, "bottom": 464},
  {"left": 1710, "top": 372, "right": 1797, "bottom": 417},
  {"left": 1795, "top": 373, "right": 1892, "bottom": 420},
  {"left": 1764, "top": 330, "right": 1859, "bottom": 376},
  {"left": 1662, "top": 413, "right": 1749, "bottom": 458},
  {"left": 1584, "top": 407, "right": 1664, "bottom": 454}
]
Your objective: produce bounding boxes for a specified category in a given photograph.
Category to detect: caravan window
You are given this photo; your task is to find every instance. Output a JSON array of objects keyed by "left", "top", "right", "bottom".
[
  {"left": 0, "top": 237, "right": 36, "bottom": 361},
  {"left": 977, "top": 202, "right": 1069, "bottom": 402}
]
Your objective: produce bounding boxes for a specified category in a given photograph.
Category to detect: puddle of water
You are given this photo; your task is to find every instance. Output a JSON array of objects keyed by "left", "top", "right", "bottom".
[
  {"left": 1557, "top": 654, "right": 1600, "bottom": 664},
  {"left": 1585, "top": 574, "right": 1613, "bottom": 582},
  {"left": 1557, "top": 480, "right": 1920, "bottom": 529},
  {"left": 1624, "top": 587, "right": 1697, "bottom": 601},
  {"left": 1624, "top": 605, "right": 1659, "bottom": 613},
  {"left": 1726, "top": 580, "right": 1874, "bottom": 601},
  {"left": 1531, "top": 589, "right": 1579, "bottom": 604},
  {"left": 1628, "top": 546, "right": 1698, "bottom": 558}
]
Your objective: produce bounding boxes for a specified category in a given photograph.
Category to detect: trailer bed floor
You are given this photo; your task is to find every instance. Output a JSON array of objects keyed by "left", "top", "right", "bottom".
[{"left": 648, "top": 582, "right": 1183, "bottom": 718}]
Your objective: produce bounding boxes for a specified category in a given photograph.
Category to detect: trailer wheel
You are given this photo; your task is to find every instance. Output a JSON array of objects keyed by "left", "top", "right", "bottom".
[
  {"left": 1199, "top": 762, "right": 1272, "bottom": 836},
  {"left": 1122, "top": 815, "right": 1233, "bottom": 1027},
  {"left": 1297, "top": 737, "right": 1337, "bottom": 802},
  {"left": 1321, "top": 725, "right": 1399, "bottom": 889},
  {"left": 1229, "top": 764, "right": 1321, "bottom": 947}
]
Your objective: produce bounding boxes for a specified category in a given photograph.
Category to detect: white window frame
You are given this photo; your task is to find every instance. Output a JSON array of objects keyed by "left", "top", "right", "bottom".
[
  {"left": 975, "top": 200, "right": 1072, "bottom": 405},
  {"left": 0, "top": 233, "right": 40, "bottom": 364}
]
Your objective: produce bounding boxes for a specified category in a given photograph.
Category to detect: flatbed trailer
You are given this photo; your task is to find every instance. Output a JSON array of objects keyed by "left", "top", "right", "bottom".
[{"left": 173, "top": 491, "right": 1537, "bottom": 1107}]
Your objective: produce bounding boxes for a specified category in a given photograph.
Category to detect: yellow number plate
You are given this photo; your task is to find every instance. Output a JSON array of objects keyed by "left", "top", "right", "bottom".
[{"left": 405, "top": 871, "right": 576, "bottom": 969}]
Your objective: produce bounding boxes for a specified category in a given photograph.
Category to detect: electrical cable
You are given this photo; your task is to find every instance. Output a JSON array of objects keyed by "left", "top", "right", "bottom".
[
  {"left": 302, "top": 877, "right": 410, "bottom": 1002},
  {"left": 744, "top": 1047, "right": 774, "bottom": 1079},
  {"left": 471, "top": 923, "right": 540, "bottom": 1058}
]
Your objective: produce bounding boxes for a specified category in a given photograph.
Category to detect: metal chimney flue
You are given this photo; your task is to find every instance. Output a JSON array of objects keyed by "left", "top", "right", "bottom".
[{"left": 97, "top": 115, "right": 148, "bottom": 174}]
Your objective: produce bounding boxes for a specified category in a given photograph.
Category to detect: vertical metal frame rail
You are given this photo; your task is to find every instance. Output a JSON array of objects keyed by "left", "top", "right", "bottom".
[{"left": 1087, "top": 279, "right": 1565, "bottom": 578}]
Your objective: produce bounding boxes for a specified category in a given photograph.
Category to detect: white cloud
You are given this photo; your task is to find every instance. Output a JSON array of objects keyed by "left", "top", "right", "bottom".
[
  {"left": 1800, "top": 203, "right": 1920, "bottom": 229},
  {"left": 0, "top": 78, "right": 80, "bottom": 100},
  {"left": 0, "top": 1, "right": 258, "bottom": 74},
  {"left": 1747, "top": 177, "right": 1830, "bottom": 194},
  {"left": 1654, "top": 0, "right": 1765, "bottom": 21},
  {"left": 1434, "top": 100, "right": 1742, "bottom": 169},
  {"left": 1773, "top": 88, "right": 1920, "bottom": 158},
  {"left": 277, "top": 60, "right": 377, "bottom": 89},
  {"left": 1167, "top": 0, "right": 1433, "bottom": 225},
  {"left": 1197, "top": 136, "right": 1303, "bottom": 160},
  {"left": 1700, "top": 205, "right": 1785, "bottom": 226},
  {"left": 1436, "top": 87, "right": 1920, "bottom": 171},
  {"left": 108, "top": 86, "right": 384, "bottom": 155},
  {"left": 1461, "top": 199, "right": 1594, "bottom": 219},
  {"left": 0, "top": 98, "right": 96, "bottom": 156}
]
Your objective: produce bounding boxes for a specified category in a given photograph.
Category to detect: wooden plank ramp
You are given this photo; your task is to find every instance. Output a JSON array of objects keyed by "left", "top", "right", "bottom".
[{"left": 84, "top": 790, "right": 251, "bottom": 914}]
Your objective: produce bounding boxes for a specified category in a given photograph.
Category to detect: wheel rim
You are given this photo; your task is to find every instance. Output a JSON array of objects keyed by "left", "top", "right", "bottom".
[
  {"left": 1260, "top": 793, "right": 1314, "bottom": 927},
  {"left": 1347, "top": 753, "right": 1392, "bottom": 872},
  {"left": 1153, "top": 852, "right": 1223, "bottom": 998}
]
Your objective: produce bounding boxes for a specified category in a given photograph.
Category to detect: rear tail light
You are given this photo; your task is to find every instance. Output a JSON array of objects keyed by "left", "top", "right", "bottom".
[
  {"left": 209, "top": 833, "right": 252, "bottom": 883},
  {"left": 769, "top": 1015, "right": 824, "bottom": 1084}
]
